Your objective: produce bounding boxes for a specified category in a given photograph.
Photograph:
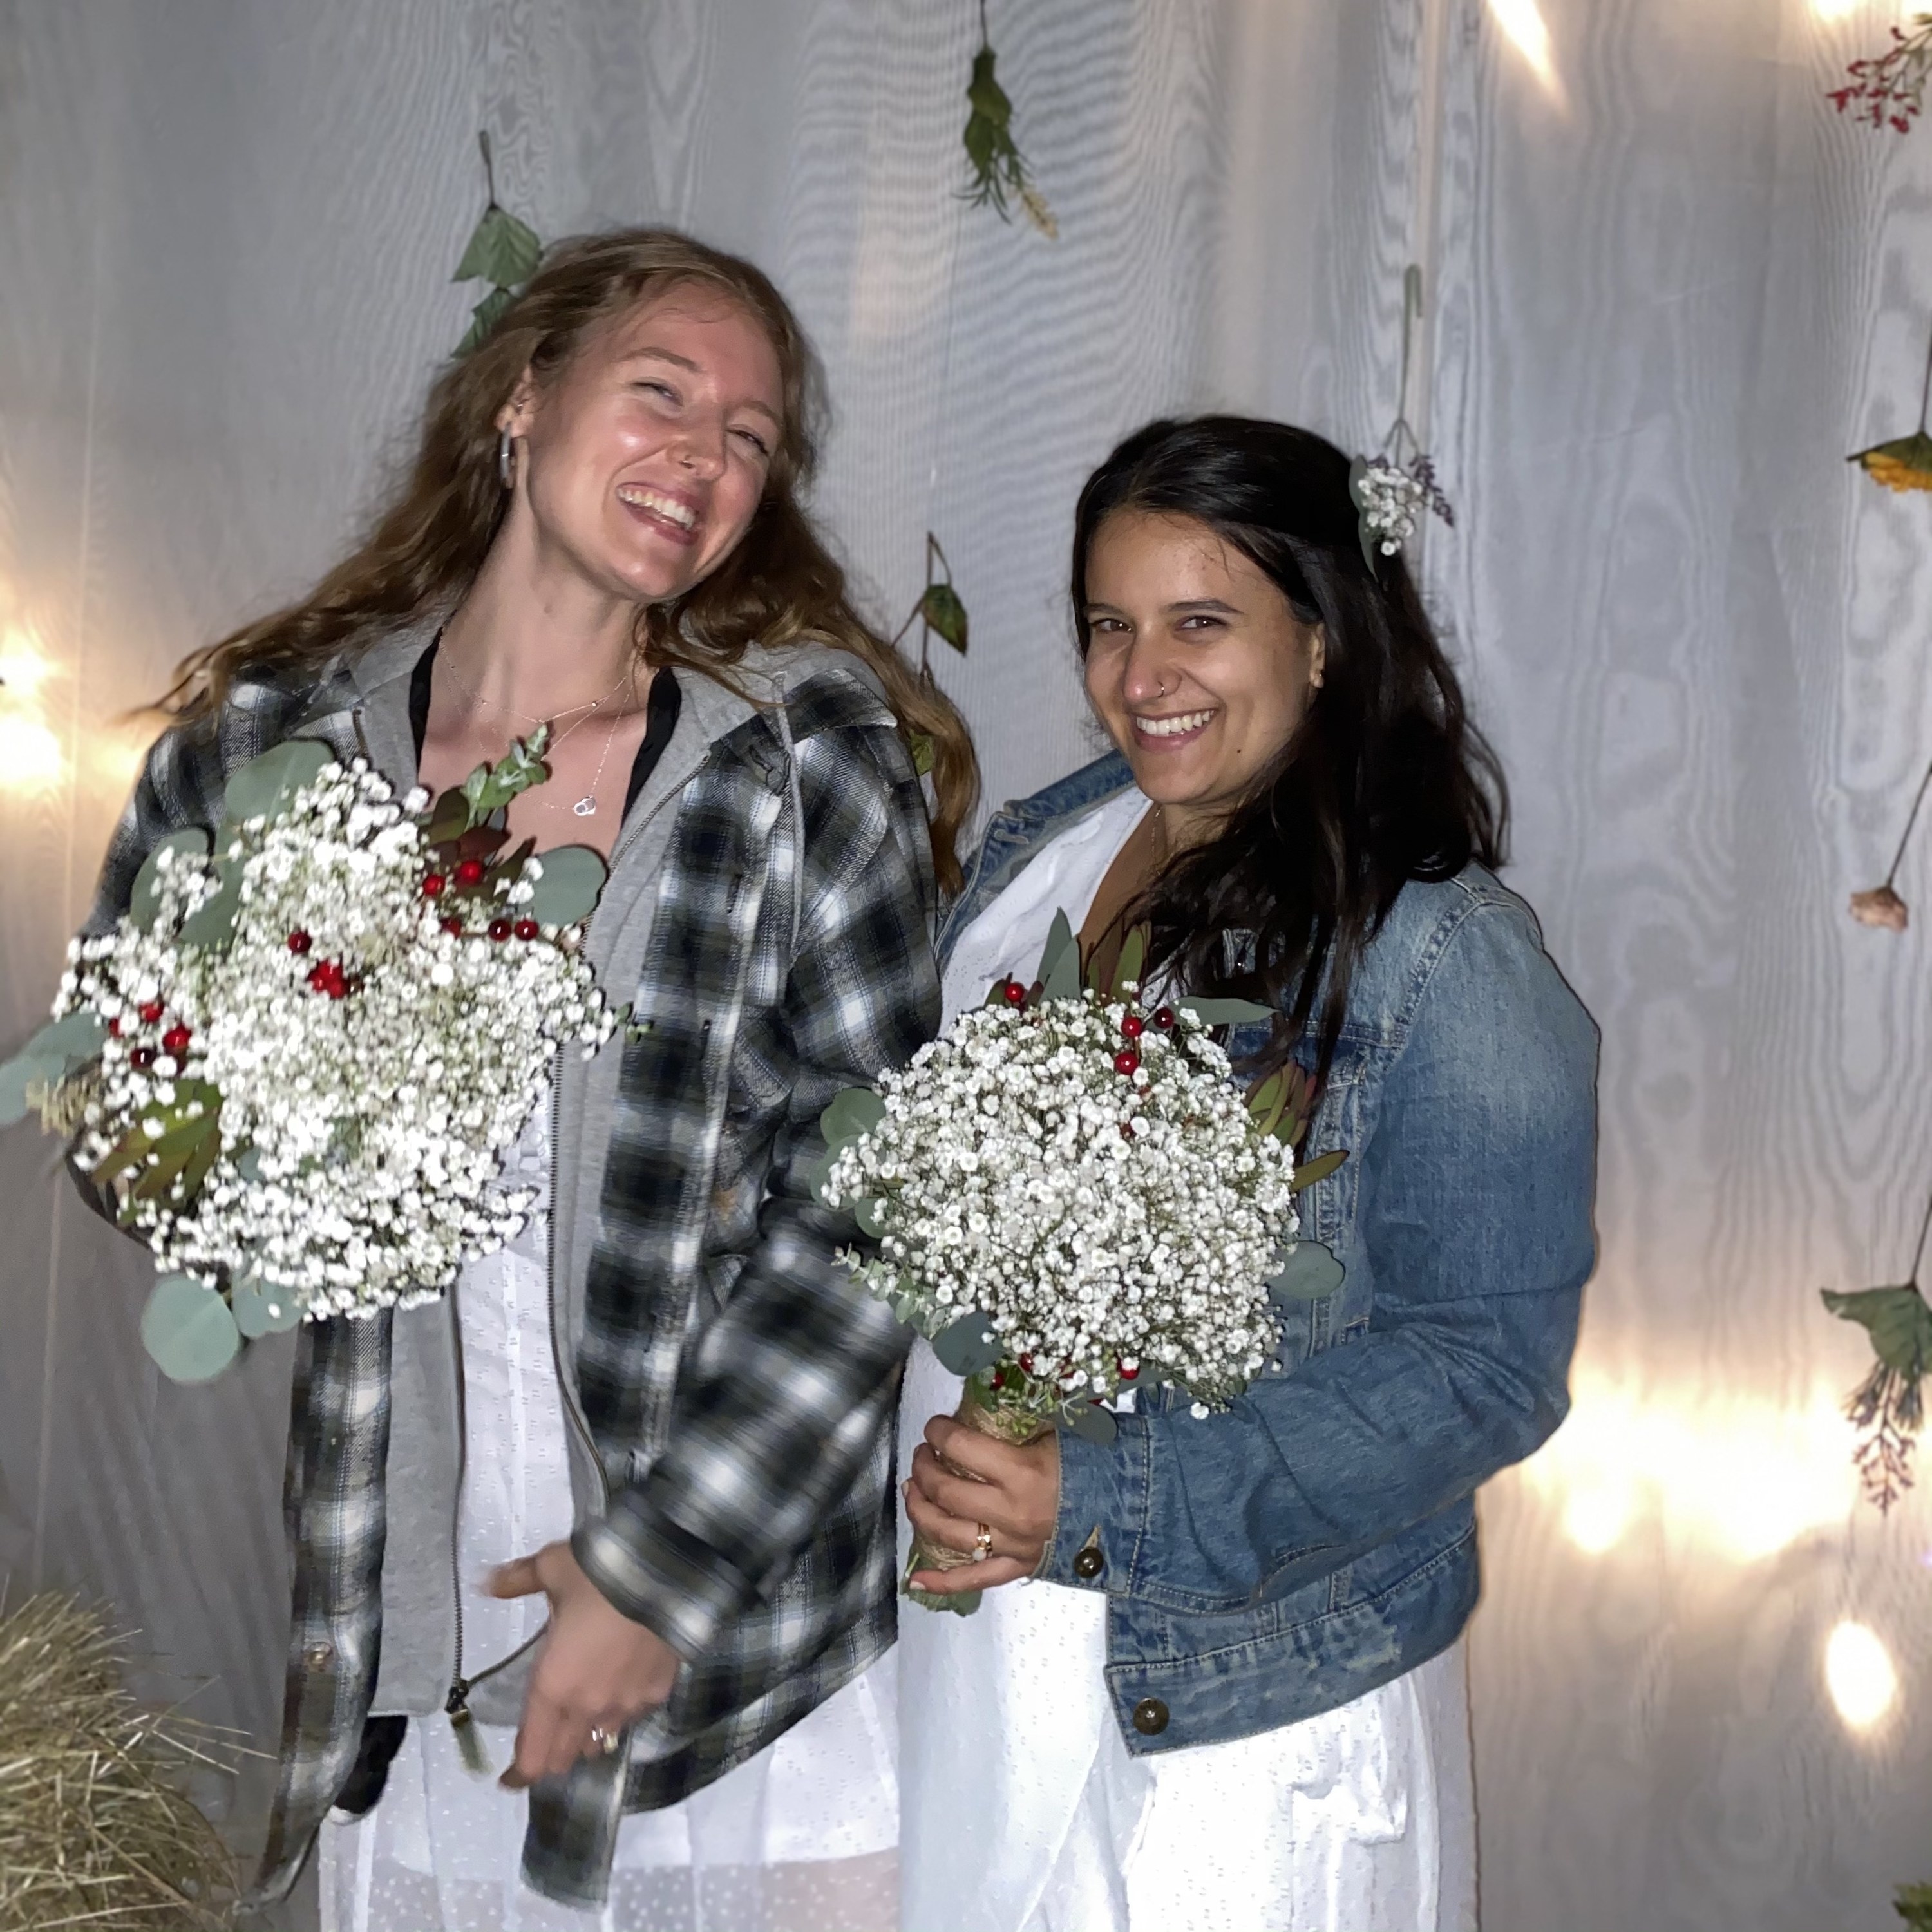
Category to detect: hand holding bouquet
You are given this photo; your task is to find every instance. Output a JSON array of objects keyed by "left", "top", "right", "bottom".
[
  {"left": 0, "top": 729, "right": 620, "bottom": 1381},
  {"left": 815, "top": 914, "right": 1346, "bottom": 1607}
]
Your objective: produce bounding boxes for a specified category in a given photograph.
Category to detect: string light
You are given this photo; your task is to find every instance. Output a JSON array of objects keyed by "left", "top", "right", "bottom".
[
  {"left": 1824, "top": 1620, "right": 1899, "bottom": 1728},
  {"left": 0, "top": 627, "right": 66, "bottom": 794},
  {"left": 1520, "top": 1374, "right": 1856, "bottom": 1561}
]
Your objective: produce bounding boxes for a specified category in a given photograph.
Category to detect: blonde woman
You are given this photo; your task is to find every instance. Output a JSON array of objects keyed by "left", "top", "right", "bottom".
[{"left": 86, "top": 231, "right": 974, "bottom": 1930}]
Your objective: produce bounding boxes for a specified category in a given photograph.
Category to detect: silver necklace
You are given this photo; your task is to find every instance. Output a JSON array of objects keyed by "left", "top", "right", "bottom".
[
  {"left": 564, "top": 667, "right": 637, "bottom": 818},
  {"left": 440, "top": 647, "right": 634, "bottom": 734}
]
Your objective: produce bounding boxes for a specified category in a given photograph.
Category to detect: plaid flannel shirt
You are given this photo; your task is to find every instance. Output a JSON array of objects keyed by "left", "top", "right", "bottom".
[{"left": 86, "top": 639, "right": 938, "bottom": 1908}]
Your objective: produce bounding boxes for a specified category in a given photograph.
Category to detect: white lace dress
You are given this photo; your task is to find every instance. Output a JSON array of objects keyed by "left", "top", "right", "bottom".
[
  {"left": 318, "top": 1083, "right": 898, "bottom": 1932},
  {"left": 896, "top": 785, "right": 1478, "bottom": 1932}
]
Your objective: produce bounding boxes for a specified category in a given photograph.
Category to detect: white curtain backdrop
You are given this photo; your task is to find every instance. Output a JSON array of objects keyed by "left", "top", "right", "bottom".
[{"left": 2, "top": 3, "right": 1927, "bottom": 1927}]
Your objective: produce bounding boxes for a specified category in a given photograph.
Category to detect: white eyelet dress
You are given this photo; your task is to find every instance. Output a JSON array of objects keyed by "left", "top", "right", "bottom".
[
  {"left": 318, "top": 1080, "right": 900, "bottom": 1932},
  {"left": 896, "top": 786, "right": 1478, "bottom": 1932}
]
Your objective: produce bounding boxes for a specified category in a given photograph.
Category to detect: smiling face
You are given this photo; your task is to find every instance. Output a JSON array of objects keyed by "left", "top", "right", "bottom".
[
  {"left": 1082, "top": 509, "right": 1326, "bottom": 837},
  {"left": 500, "top": 282, "right": 785, "bottom": 606}
]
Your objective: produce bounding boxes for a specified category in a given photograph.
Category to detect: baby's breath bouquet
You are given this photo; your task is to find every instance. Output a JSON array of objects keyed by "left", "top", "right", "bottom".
[
  {"left": 0, "top": 729, "right": 618, "bottom": 1383},
  {"left": 816, "top": 914, "right": 1346, "bottom": 1602}
]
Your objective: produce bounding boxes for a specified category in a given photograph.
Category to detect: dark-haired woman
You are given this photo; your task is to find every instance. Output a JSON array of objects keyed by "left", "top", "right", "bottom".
[
  {"left": 898, "top": 416, "right": 1597, "bottom": 1932},
  {"left": 86, "top": 231, "right": 975, "bottom": 1929}
]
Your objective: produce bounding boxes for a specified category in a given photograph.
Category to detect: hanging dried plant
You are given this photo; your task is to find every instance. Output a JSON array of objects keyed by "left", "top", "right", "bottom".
[
  {"left": 1851, "top": 327, "right": 1932, "bottom": 494},
  {"left": 451, "top": 131, "right": 542, "bottom": 356},
  {"left": 0, "top": 1595, "right": 241, "bottom": 1929},
  {"left": 1828, "top": 14, "right": 1932, "bottom": 133},
  {"left": 891, "top": 535, "right": 968, "bottom": 779},
  {"left": 1351, "top": 267, "right": 1454, "bottom": 567},
  {"left": 961, "top": 1, "right": 1056, "bottom": 237},
  {"left": 1822, "top": 1185, "right": 1932, "bottom": 1512},
  {"left": 1849, "top": 751, "right": 1932, "bottom": 932}
]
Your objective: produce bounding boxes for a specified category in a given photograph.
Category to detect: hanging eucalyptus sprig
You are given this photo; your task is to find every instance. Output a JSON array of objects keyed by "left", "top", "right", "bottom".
[
  {"left": 961, "top": 0, "right": 1056, "bottom": 237},
  {"left": 1822, "top": 1180, "right": 1932, "bottom": 1511},
  {"left": 1349, "top": 267, "right": 1454, "bottom": 567},
  {"left": 890, "top": 535, "right": 968, "bottom": 778},
  {"left": 451, "top": 131, "right": 542, "bottom": 356}
]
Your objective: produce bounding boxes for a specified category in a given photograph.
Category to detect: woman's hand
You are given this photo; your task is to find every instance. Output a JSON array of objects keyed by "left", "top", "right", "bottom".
[
  {"left": 488, "top": 1540, "right": 681, "bottom": 1787},
  {"left": 903, "top": 1413, "right": 1061, "bottom": 1596}
]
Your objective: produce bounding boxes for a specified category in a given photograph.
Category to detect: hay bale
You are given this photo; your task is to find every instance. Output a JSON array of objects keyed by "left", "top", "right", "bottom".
[{"left": 0, "top": 1593, "right": 237, "bottom": 1930}]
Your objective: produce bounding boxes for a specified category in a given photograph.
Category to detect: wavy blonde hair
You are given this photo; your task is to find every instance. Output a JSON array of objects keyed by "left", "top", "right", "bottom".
[{"left": 163, "top": 229, "right": 978, "bottom": 890}]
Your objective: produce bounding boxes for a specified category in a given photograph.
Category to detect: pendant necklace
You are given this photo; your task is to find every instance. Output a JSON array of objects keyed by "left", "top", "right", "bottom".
[{"left": 566, "top": 667, "right": 636, "bottom": 817}]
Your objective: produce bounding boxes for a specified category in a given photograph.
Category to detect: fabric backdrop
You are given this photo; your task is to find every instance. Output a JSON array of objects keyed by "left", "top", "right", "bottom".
[{"left": 1, "top": 2, "right": 1927, "bottom": 1927}]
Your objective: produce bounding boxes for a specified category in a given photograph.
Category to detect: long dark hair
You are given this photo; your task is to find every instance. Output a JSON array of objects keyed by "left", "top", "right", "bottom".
[
  {"left": 1072, "top": 415, "right": 1507, "bottom": 1087},
  {"left": 160, "top": 229, "right": 978, "bottom": 892}
]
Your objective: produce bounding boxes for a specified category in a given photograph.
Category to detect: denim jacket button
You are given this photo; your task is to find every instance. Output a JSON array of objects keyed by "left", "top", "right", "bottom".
[
  {"left": 305, "top": 1642, "right": 334, "bottom": 1668},
  {"left": 1074, "top": 1546, "right": 1105, "bottom": 1580},
  {"left": 1131, "top": 1696, "right": 1168, "bottom": 1736}
]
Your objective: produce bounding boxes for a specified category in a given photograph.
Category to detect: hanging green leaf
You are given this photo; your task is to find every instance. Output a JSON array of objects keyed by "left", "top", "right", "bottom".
[
  {"left": 450, "top": 133, "right": 544, "bottom": 356},
  {"left": 453, "top": 204, "right": 542, "bottom": 290},
  {"left": 456, "top": 284, "right": 518, "bottom": 357},
  {"left": 920, "top": 583, "right": 969, "bottom": 655},
  {"left": 1823, "top": 1284, "right": 1932, "bottom": 1376},
  {"left": 961, "top": 14, "right": 1056, "bottom": 238}
]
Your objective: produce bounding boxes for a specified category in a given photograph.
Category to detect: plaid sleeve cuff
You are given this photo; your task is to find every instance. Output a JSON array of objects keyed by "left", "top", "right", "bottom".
[{"left": 572, "top": 1488, "right": 761, "bottom": 1660}]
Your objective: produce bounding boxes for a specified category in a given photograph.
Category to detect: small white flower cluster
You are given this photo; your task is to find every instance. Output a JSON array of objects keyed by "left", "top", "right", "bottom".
[
  {"left": 824, "top": 989, "right": 1298, "bottom": 1414},
  {"left": 55, "top": 759, "right": 616, "bottom": 1318},
  {"left": 1355, "top": 459, "right": 1426, "bottom": 556}
]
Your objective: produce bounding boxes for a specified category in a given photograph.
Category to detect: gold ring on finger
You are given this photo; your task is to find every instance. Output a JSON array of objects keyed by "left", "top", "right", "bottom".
[{"left": 972, "top": 1522, "right": 993, "bottom": 1564}]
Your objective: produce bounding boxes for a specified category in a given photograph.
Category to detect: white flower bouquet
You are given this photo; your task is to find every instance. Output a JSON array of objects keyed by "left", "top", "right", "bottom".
[
  {"left": 0, "top": 728, "right": 619, "bottom": 1381},
  {"left": 815, "top": 914, "right": 1347, "bottom": 1604}
]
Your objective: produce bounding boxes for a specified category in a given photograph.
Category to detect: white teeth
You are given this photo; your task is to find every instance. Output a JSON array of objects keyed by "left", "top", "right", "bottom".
[
  {"left": 616, "top": 485, "right": 697, "bottom": 529},
  {"left": 1134, "top": 709, "right": 1215, "bottom": 737}
]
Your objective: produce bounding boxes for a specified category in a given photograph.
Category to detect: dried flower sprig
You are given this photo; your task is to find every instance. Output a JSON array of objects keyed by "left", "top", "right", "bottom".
[
  {"left": 1352, "top": 267, "right": 1454, "bottom": 566},
  {"left": 1828, "top": 14, "right": 1932, "bottom": 133},
  {"left": 961, "top": 1, "right": 1056, "bottom": 237},
  {"left": 1850, "top": 750, "right": 1932, "bottom": 932},
  {"left": 1822, "top": 1181, "right": 1932, "bottom": 1511}
]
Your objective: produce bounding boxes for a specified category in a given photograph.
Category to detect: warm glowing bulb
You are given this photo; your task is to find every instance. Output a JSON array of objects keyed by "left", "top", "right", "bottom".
[
  {"left": 0, "top": 713, "right": 64, "bottom": 790},
  {"left": 1564, "top": 1481, "right": 1633, "bottom": 1555},
  {"left": 1486, "top": 0, "right": 1564, "bottom": 99},
  {"left": 1824, "top": 1620, "right": 1898, "bottom": 1729},
  {"left": 0, "top": 645, "right": 53, "bottom": 697}
]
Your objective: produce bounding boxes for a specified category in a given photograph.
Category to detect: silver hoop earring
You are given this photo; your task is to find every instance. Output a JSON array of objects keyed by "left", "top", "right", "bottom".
[{"left": 497, "top": 430, "right": 516, "bottom": 491}]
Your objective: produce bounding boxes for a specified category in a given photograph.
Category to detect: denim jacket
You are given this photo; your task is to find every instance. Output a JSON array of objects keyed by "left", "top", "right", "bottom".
[{"left": 939, "top": 752, "right": 1600, "bottom": 1754}]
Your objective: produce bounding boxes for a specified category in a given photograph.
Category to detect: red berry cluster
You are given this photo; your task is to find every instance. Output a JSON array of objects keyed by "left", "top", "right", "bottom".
[
  {"left": 306, "top": 957, "right": 352, "bottom": 1001},
  {"left": 1828, "top": 19, "right": 1932, "bottom": 133},
  {"left": 118, "top": 998, "right": 188, "bottom": 1070}
]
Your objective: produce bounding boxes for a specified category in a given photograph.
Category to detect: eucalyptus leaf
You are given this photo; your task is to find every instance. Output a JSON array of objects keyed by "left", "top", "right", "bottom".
[
  {"left": 1059, "top": 1401, "right": 1118, "bottom": 1447},
  {"left": 524, "top": 844, "right": 606, "bottom": 927},
  {"left": 1290, "top": 1148, "right": 1349, "bottom": 1192},
  {"left": 931, "top": 1310, "right": 1003, "bottom": 1378},
  {"left": 1113, "top": 927, "right": 1146, "bottom": 996},
  {"left": 234, "top": 1146, "right": 265, "bottom": 1183},
  {"left": 853, "top": 1195, "right": 890, "bottom": 1239},
  {"left": 178, "top": 873, "right": 243, "bottom": 950},
  {"left": 231, "top": 1274, "right": 305, "bottom": 1339},
  {"left": 807, "top": 1148, "right": 840, "bottom": 1207},
  {"left": 1267, "top": 1240, "right": 1345, "bottom": 1303},
  {"left": 1177, "top": 996, "right": 1276, "bottom": 1027},
  {"left": 1822, "top": 1285, "right": 1932, "bottom": 1376},
  {"left": 223, "top": 739, "right": 332, "bottom": 827},
  {"left": 1349, "top": 455, "right": 1381, "bottom": 572},
  {"left": 1037, "top": 909, "right": 1081, "bottom": 1003},
  {"left": 140, "top": 1273, "right": 240, "bottom": 1383},
  {"left": 820, "top": 1086, "right": 886, "bottom": 1151},
  {"left": 453, "top": 204, "right": 541, "bottom": 289},
  {"left": 422, "top": 788, "right": 473, "bottom": 844},
  {"left": 34, "top": 1009, "right": 108, "bottom": 1061},
  {"left": 920, "top": 582, "right": 969, "bottom": 654},
  {"left": 129, "top": 828, "right": 211, "bottom": 931}
]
